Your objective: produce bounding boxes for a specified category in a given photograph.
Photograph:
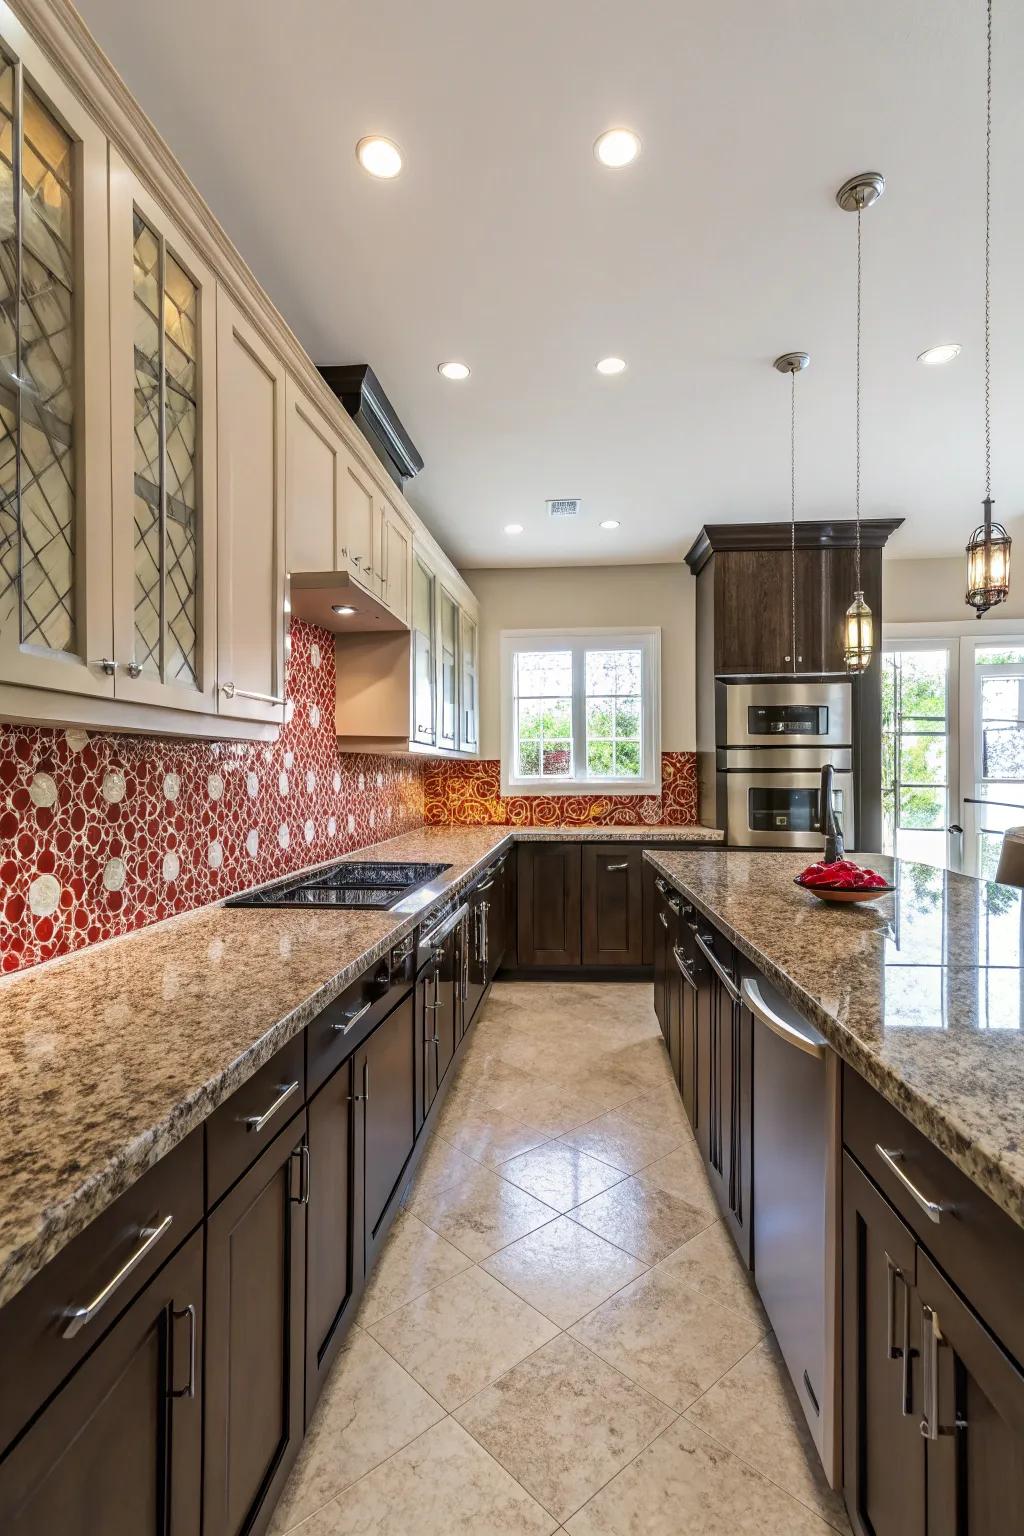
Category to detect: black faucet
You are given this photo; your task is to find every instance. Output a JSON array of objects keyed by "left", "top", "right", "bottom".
[{"left": 820, "top": 763, "right": 845, "bottom": 864}]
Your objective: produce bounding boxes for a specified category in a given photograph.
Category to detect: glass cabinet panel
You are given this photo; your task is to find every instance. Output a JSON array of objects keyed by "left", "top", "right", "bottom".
[
  {"left": 0, "top": 58, "right": 77, "bottom": 656},
  {"left": 461, "top": 611, "right": 478, "bottom": 752},
  {"left": 132, "top": 212, "right": 199, "bottom": 687},
  {"left": 411, "top": 551, "right": 435, "bottom": 744},
  {"left": 438, "top": 587, "right": 458, "bottom": 749}
]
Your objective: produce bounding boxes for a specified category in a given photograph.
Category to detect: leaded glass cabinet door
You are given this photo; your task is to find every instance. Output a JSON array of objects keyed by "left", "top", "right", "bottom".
[
  {"left": 460, "top": 608, "right": 479, "bottom": 753},
  {"left": 437, "top": 585, "right": 458, "bottom": 750},
  {"left": 110, "top": 150, "right": 217, "bottom": 714},
  {"left": 411, "top": 549, "right": 436, "bottom": 745},
  {"left": 0, "top": 15, "right": 114, "bottom": 700}
]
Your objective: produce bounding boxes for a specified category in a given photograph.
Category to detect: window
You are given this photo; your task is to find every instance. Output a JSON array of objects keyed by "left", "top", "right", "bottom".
[
  {"left": 500, "top": 629, "right": 661, "bottom": 795},
  {"left": 881, "top": 645, "right": 952, "bottom": 869},
  {"left": 971, "top": 643, "right": 1024, "bottom": 878}
]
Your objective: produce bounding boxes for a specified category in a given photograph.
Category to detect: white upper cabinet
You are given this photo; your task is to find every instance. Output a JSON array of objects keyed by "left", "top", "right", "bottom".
[
  {"left": 215, "top": 289, "right": 286, "bottom": 726},
  {"left": 284, "top": 376, "right": 341, "bottom": 575},
  {"left": 461, "top": 609, "right": 479, "bottom": 753},
  {"left": 338, "top": 447, "right": 376, "bottom": 592},
  {"left": 0, "top": 13, "right": 113, "bottom": 701},
  {"left": 109, "top": 150, "right": 218, "bottom": 714},
  {"left": 378, "top": 494, "right": 411, "bottom": 626}
]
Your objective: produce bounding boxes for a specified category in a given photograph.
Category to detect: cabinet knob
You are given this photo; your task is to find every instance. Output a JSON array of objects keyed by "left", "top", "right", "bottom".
[{"left": 126, "top": 660, "right": 143, "bottom": 679}]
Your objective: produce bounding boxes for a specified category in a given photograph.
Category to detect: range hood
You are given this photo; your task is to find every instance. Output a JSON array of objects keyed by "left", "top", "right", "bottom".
[{"left": 318, "top": 364, "right": 423, "bottom": 489}]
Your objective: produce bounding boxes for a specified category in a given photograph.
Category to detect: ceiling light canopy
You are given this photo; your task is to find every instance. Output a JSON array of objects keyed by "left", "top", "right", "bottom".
[
  {"left": 918, "top": 343, "right": 961, "bottom": 365},
  {"left": 600, "top": 519, "right": 620, "bottom": 530},
  {"left": 596, "top": 356, "right": 627, "bottom": 375},
  {"left": 594, "top": 128, "right": 641, "bottom": 167},
  {"left": 438, "top": 360, "right": 470, "bottom": 380},
  {"left": 356, "top": 136, "right": 402, "bottom": 179},
  {"left": 504, "top": 523, "right": 524, "bottom": 535}
]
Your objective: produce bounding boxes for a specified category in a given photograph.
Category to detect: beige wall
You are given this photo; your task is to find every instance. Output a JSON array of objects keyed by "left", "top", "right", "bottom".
[
  {"left": 459, "top": 564, "right": 696, "bottom": 758},
  {"left": 884, "top": 555, "right": 1024, "bottom": 624}
]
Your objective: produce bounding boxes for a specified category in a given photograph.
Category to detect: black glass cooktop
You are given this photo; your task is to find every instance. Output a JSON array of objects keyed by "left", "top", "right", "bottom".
[{"left": 227, "top": 860, "right": 451, "bottom": 911}]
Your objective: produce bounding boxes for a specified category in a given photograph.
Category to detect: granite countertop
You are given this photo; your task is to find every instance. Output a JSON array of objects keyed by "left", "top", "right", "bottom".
[
  {"left": 0, "top": 821, "right": 719, "bottom": 1310},
  {"left": 646, "top": 847, "right": 1024, "bottom": 1230}
]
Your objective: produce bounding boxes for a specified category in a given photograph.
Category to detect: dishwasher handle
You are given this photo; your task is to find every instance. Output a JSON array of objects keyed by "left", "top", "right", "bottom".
[{"left": 741, "top": 976, "right": 826, "bottom": 1060}]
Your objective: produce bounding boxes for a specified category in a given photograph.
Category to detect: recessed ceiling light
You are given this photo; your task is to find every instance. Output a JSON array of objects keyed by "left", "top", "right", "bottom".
[
  {"left": 596, "top": 356, "right": 627, "bottom": 375},
  {"left": 438, "top": 361, "right": 470, "bottom": 380},
  {"left": 600, "top": 519, "right": 620, "bottom": 530},
  {"left": 504, "top": 523, "right": 524, "bottom": 535},
  {"left": 332, "top": 604, "right": 358, "bottom": 616},
  {"left": 356, "top": 136, "right": 402, "bottom": 179},
  {"left": 917, "top": 343, "right": 962, "bottom": 365},
  {"left": 594, "top": 128, "right": 641, "bottom": 168}
]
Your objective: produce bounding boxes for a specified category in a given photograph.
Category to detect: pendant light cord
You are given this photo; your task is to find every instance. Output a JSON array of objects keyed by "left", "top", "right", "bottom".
[
  {"left": 790, "top": 368, "right": 797, "bottom": 673},
  {"left": 984, "top": 0, "right": 993, "bottom": 500},
  {"left": 855, "top": 205, "right": 862, "bottom": 593}
]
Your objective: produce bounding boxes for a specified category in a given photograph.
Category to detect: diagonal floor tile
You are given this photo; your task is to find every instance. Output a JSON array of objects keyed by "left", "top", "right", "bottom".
[
  {"left": 356, "top": 1210, "right": 472, "bottom": 1328},
  {"left": 564, "top": 1416, "right": 838, "bottom": 1535},
  {"left": 570, "top": 1261, "right": 765, "bottom": 1411},
  {"left": 493, "top": 1075, "right": 619, "bottom": 1138},
  {"left": 559, "top": 1108, "right": 682, "bottom": 1174},
  {"left": 442, "top": 1104, "right": 550, "bottom": 1167},
  {"left": 454, "top": 1334, "right": 676, "bottom": 1523},
  {"left": 685, "top": 1334, "right": 851, "bottom": 1532},
  {"left": 481, "top": 1215, "right": 647, "bottom": 1328},
  {"left": 656, "top": 1220, "right": 766, "bottom": 1328},
  {"left": 617, "top": 1082, "right": 692, "bottom": 1136},
  {"left": 297, "top": 1417, "right": 557, "bottom": 1535},
  {"left": 366, "top": 1264, "right": 559, "bottom": 1410},
  {"left": 268, "top": 1330, "right": 444, "bottom": 1533},
  {"left": 567, "top": 1175, "right": 714, "bottom": 1263},
  {"left": 499, "top": 1141, "right": 626, "bottom": 1212},
  {"left": 409, "top": 1160, "right": 558, "bottom": 1260},
  {"left": 636, "top": 1144, "right": 719, "bottom": 1213},
  {"left": 403, "top": 1134, "right": 482, "bottom": 1209}
]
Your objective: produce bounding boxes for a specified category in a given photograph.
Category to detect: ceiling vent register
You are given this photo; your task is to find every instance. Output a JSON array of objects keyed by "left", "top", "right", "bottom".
[{"left": 547, "top": 497, "right": 581, "bottom": 519}]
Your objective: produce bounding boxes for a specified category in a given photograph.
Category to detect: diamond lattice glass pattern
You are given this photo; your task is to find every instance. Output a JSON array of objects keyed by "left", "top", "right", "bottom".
[
  {"left": 0, "top": 68, "right": 76, "bottom": 654},
  {"left": 132, "top": 212, "right": 161, "bottom": 678},
  {"left": 162, "top": 251, "right": 197, "bottom": 686}
]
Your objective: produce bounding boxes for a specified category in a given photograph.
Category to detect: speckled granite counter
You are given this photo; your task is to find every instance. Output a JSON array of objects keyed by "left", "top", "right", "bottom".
[
  {"left": 0, "top": 821, "right": 719, "bottom": 1309},
  {"left": 647, "top": 847, "right": 1024, "bottom": 1230}
]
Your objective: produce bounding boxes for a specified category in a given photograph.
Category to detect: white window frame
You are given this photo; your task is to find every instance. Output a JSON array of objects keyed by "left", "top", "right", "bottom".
[{"left": 499, "top": 627, "right": 662, "bottom": 796}]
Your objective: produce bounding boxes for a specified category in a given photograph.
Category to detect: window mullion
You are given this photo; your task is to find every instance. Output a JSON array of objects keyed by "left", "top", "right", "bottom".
[{"left": 572, "top": 642, "right": 586, "bottom": 782}]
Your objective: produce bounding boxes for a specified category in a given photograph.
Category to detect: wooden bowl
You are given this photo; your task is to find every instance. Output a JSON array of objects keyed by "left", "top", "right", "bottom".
[{"left": 793, "top": 877, "right": 895, "bottom": 905}]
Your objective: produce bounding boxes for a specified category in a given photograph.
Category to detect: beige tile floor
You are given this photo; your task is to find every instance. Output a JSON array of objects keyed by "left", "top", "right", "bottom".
[{"left": 271, "top": 982, "right": 851, "bottom": 1536}]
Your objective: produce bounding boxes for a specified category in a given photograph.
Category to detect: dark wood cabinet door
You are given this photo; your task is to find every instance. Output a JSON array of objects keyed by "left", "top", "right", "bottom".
[
  {"left": 918, "top": 1250, "right": 1024, "bottom": 1536},
  {"left": 0, "top": 1227, "right": 203, "bottom": 1536},
  {"left": 516, "top": 842, "right": 581, "bottom": 968},
  {"left": 678, "top": 943, "right": 699, "bottom": 1129},
  {"left": 305, "top": 1057, "right": 362, "bottom": 1419},
  {"left": 422, "top": 931, "right": 458, "bottom": 1114},
  {"left": 723, "top": 998, "right": 752, "bottom": 1267},
  {"left": 652, "top": 891, "right": 670, "bottom": 1036},
  {"left": 359, "top": 993, "right": 417, "bottom": 1269},
  {"left": 480, "top": 857, "right": 508, "bottom": 982},
  {"left": 714, "top": 550, "right": 792, "bottom": 673},
  {"left": 666, "top": 950, "right": 683, "bottom": 1088},
  {"left": 842, "top": 1152, "right": 925, "bottom": 1536},
  {"left": 205, "top": 1113, "right": 306, "bottom": 1536},
  {"left": 582, "top": 844, "right": 644, "bottom": 966}
]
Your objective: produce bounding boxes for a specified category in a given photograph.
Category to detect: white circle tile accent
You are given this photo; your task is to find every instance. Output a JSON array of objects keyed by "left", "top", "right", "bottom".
[
  {"left": 29, "top": 873, "right": 60, "bottom": 916},
  {"left": 102, "top": 857, "right": 126, "bottom": 892},
  {"left": 347, "top": 813, "right": 355, "bottom": 834},
  {"left": 29, "top": 772, "right": 57, "bottom": 809},
  {"left": 246, "top": 829, "right": 259, "bottom": 858},
  {"left": 162, "top": 851, "right": 181, "bottom": 882},
  {"left": 208, "top": 840, "right": 223, "bottom": 870},
  {"left": 327, "top": 816, "right": 337, "bottom": 837},
  {"left": 163, "top": 772, "right": 181, "bottom": 802},
  {"left": 278, "top": 822, "right": 290, "bottom": 849},
  {"left": 332, "top": 770, "right": 342, "bottom": 794},
  {"left": 358, "top": 773, "right": 365, "bottom": 791},
  {"left": 310, "top": 642, "right": 321, "bottom": 668},
  {"left": 284, "top": 749, "right": 295, "bottom": 770},
  {"left": 284, "top": 699, "right": 295, "bottom": 724},
  {"left": 278, "top": 771, "right": 289, "bottom": 797},
  {"left": 309, "top": 703, "right": 321, "bottom": 729},
  {"left": 246, "top": 772, "right": 259, "bottom": 799},
  {"left": 368, "top": 809, "right": 376, "bottom": 829},
  {"left": 207, "top": 772, "right": 225, "bottom": 801},
  {"left": 376, "top": 771, "right": 384, "bottom": 788},
  {"left": 306, "top": 771, "right": 316, "bottom": 793},
  {"left": 64, "top": 728, "right": 89, "bottom": 753},
  {"left": 303, "top": 819, "right": 315, "bottom": 844},
  {"left": 102, "top": 769, "right": 126, "bottom": 804}
]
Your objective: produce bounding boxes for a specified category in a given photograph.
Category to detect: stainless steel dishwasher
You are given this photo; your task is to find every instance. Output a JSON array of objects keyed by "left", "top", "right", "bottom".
[{"left": 742, "top": 970, "right": 841, "bottom": 1488}]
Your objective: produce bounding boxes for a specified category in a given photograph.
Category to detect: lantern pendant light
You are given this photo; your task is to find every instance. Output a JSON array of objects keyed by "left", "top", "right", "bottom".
[
  {"left": 774, "top": 351, "right": 810, "bottom": 674},
  {"left": 836, "top": 171, "right": 884, "bottom": 674},
  {"left": 966, "top": 0, "right": 1011, "bottom": 616}
]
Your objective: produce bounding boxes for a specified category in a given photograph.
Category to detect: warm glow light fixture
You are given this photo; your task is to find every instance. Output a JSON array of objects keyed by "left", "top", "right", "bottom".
[
  {"left": 918, "top": 343, "right": 961, "bottom": 365},
  {"left": 596, "top": 356, "right": 627, "bottom": 375},
  {"left": 600, "top": 519, "right": 620, "bottom": 530},
  {"left": 504, "top": 523, "right": 524, "bottom": 535},
  {"left": 594, "top": 128, "right": 641, "bottom": 168},
  {"left": 836, "top": 171, "right": 884, "bottom": 674},
  {"left": 438, "top": 361, "right": 470, "bottom": 380},
  {"left": 332, "top": 604, "right": 358, "bottom": 616},
  {"left": 966, "top": 0, "right": 1011, "bottom": 616},
  {"left": 355, "top": 136, "right": 402, "bottom": 179}
]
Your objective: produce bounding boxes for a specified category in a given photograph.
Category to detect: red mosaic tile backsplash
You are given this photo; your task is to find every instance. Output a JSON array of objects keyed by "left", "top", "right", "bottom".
[
  {"left": 0, "top": 622, "right": 425, "bottom": 974},
  {"left": 423, "top": 751, "right": 699, "bottom": 827}
]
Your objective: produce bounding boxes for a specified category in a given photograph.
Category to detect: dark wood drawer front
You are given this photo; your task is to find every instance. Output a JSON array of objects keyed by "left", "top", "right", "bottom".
[
  {"left": 206, "top": 1033, "right": 305, "bottom": 1208},
  {"left": 843, "top": 1065, "right": 1024, "bottom": 1365},
  {"left": 0, "top": 1126, "right": 202, "bottom": 1457},
  {"left": 306, "top": 954, "right": 413, "bottom": 1097}
]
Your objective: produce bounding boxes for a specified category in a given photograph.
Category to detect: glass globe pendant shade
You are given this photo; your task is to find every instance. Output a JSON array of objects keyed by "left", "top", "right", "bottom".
[
  {"left": 843, "top": 590, "right": 873, "bottom": 674},
  {"left": 966, "top": 498, "right": 1011, "bottom": 616}
]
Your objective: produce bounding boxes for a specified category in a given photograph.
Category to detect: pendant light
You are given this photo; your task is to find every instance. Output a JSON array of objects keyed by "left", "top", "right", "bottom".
[
  {"left": 966, "top": 0, "right": 1011, "bottom": 615},
  {"left": 774, "top": 351, "right": 810, "bottom": 673},
  {"left": 836, "top": 171, "right": 884, "bottom": 674}
]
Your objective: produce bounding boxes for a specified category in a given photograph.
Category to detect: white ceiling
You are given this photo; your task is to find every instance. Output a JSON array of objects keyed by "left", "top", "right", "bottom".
[{"left": 77, "top": 0, "right": 1024, "bottom": 568}]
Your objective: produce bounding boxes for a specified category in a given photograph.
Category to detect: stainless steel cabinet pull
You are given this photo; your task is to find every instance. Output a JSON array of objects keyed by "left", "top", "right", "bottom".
[
  {"left": 333, "top": 998, "right": 373, "bottom": 1035},
  {"left": 884, "top": 1252, "right": 902, "bottom": 1361},
  {"left": 96, "top": 657, "right": 118, "bottom": 675},
  {"left": 658, "top": 911, "right": 669, "bottom": 929},
  {"left": 421, "top": 902, "right": 470, "bottom": 949},
  {"left": 171, "top": 1301, "right": 197, "bottom": 1399},
  {"left": 741, "top": 977, "right": 825, "bottom": 1059},
  {"left": 606, "top": 861, "right": 629, "bottom": 872},
  {"left": 242, "top": 1079, "right": 299, "bottom": 1133},
  {"left": 694, "top": 931, "right": 740, "bottom": 1002},
  {"left": 475, "top": 877, "right": 496, "bottom": 893},
  {"left": 349, "top": 1061, "right": 370, "bottom": 1103},
  {"left": 220, "top": 681, "right": 286, "bottom": 707},
  {"left": 291, "top": 1143, "right": 311, "bottom": 1205},
  {"left": 667, "top": 897, "right": 682, "bottom": 914},
  {"left": 920, "top": 1305, "right": 939, "bottom": 1440},
  {"left": 480, "top": 901, "right": 489, "bottom": 968},
  {"left": 63, "top": 1214, "right": 174, "bottom": 1339},
  {"left": 884, "top": 1251, "right": 913, "bottom": 1414},
  {"left": 673, "top": 944, "right": 698, "bottom": 989},
  {"left": 655, "top": 877, "right": 668, "bottom": 895},
  {"left": 875, "top": 1146, "right": 945, "bottom": 1224}
]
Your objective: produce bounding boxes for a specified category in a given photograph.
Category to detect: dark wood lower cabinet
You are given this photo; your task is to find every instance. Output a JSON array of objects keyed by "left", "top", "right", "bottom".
[
  {"left": 305, "top": 1056, "right": 361, "bottom": 1418},
  {"left": 516, "top": 842, "right": 581, "bottom": 967},
  {"left": 421, "top": 924, "right": 461, "bottom": 1117},
  {"left": 204, "top": 1112, "right": 307, "bottom": 1536},
  {"left": 359, "top": 993, "right": 417, "bottom": 1270},
  {"left": 0, "top": 1227, "right": 203, "bottom": 1535},
  {"left": 582, "top": 844, "right": 644, "bottom": 966}
]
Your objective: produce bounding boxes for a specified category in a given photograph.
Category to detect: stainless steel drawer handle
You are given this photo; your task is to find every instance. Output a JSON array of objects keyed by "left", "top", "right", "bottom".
[
  {"left": 421, "top": 902, "right": 470, "bottom": 949},
  {"left": 220, "top": 681, "right": 286, "bottom": 707},
  {"left": 291, "top": 1143, "right": 311, "bottom": 1206},
  {"left": 655, "top": 877, "right": 668, "bottom": 895},
  {"left": 606, "top": 862, "right": 629, "bottom": 872},
  {"left": 332, "top": 999, "right": 373, "bottom": 1035},
  {"left": 919, "top": 1304, "right": 966, "bottom": 1440},
  {"left": 242, "top": 1079, "right": 299, "bottom": 1134},
  {"left": 694, "top": 931, "right": 740, "bottom": 1003},
  {"left": 673, "top": 944, "right": 698, "bottom": 990},
  {"left": 875, "top": 1145, "right": 945, "bottom": 1225},
  {"left": 171, "top": 1302, "right": 197, "bottom": 1398},
  {"left": 740, "top": 977, "right": 825, "bottom": 1059},
  {"left": 62, "top": 1214, "right": 174, "bottom": 1339},
  {"left": 667, "top": 897, "right": 682, "bottom": 914},
  {"left": 658, "top": 911, "right": 669, "bottom": 929}
]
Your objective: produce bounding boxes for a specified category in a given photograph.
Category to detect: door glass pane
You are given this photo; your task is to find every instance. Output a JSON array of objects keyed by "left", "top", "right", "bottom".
[
  {"left": 881, "top": 647, "right": 951, "bottom": 868},
  {"left": 513, "top": 648, "right": 572, "bottom": 778},
  {"left": 162, "top": 252, "right": 197, "bottom": 685},
  {"left": 461, "top": 615, "right": 477, "bottom": 747},
  {"left": 439, "top": 591, "right": 457, "bottom": 746},
  {"left": 584, "top": 647, "right": 642, "bottom": 779},
  {"left": 0, "top": 65, "right": 77, "bottom": 655},
  {"left": 411, "top": 555, "right": 434, "bottom": 740}
]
